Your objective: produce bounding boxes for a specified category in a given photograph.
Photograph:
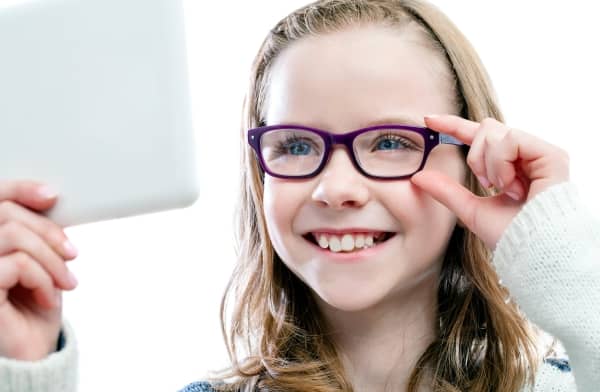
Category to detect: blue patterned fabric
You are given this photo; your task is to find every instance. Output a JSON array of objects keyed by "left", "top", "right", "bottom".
[
  {"left": 544, "top": 358, "right": 572, "bottom": 372},
  {"left": 178, "top": 381, "right": 215, "bottom": 392},
  {"left": 56, "top": 329, "right": 66, "bottom": 351}
]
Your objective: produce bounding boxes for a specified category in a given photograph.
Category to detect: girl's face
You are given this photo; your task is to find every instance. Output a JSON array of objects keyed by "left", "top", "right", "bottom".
[{"left": 263, "top": 25, "right": 467, "bottom": 312}]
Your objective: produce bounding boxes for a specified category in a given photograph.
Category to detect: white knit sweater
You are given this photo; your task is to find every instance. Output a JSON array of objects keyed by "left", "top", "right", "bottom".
[{"left": 0, "top": 182, "right": 598, "bottom": 391}]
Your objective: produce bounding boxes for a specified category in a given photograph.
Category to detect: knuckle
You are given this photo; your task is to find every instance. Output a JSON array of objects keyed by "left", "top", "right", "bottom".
[
  {"left": 480, "top": 117, "right": 498, "bottom": 128},
  {"left": 1, "top": 220, "right": 24, "bottom": 242},
  {"left": 488, "top": 130, "right": 505, "bottom": 145},
  {"left": 13, "top": 251, "right": 31, "bottom": 269},
  {"left": 41, "top": 220, "right": 62, "bottom": 241},
  {"left": 503, "top": 127, "right": 516, "bottom": 142},
  {"left": 31, "top": 240, "right": 51, "bottom": 261},
  {"left": 0, "top": 200, "right": 15, "bottom": 218},
  {"left": 483, "top": 134, "right": 495, "bottom": 148},
  {"left": 466, "top": 154, "right": 481, "bottom": 172},
  {"left": 466, "top": 154, "right": 476, "bottom": 167}
]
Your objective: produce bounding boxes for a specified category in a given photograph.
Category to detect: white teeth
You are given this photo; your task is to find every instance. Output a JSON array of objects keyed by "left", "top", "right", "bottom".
[
  {"left": 341, "top": 234, "right": 354, "bottom": 251},
  {"left": 329, "top": 236, "right": 342, "bottom": 252},
  {"left": 314, "top": 233, "right": 380, "bottom": 253},
  {"left": 355, "top": 234, "right": 365, "bottom": 248},
  {"left": 318, "top": 235, "right": 329, "bottom": 249}
]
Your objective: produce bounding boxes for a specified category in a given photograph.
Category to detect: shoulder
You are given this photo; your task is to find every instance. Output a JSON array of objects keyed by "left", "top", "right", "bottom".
[
  {"left": 530, "top": 358, "right": 575, "bottom": 391},
  {"left": 537, "top": 331, "right": 571, "bottom": 373},
  {"left": 178, "top": 381, "right": 216, "bottom": 392}
]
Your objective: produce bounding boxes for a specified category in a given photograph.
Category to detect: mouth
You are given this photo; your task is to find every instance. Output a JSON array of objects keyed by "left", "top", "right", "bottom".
[{"left": 302, "top": 231, "right": 397, "bottom": 253}]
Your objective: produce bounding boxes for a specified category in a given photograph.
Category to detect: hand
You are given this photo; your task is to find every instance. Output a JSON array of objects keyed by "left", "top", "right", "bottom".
[
  {"left": 411, "top": 115, "right": 570, "bottom": 250},
  {"left": 0, "top": 181, "right": 78, "bottom": 361}
]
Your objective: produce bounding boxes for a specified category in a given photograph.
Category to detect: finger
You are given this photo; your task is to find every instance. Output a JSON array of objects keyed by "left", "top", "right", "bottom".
[
  {"left": 484, "top": 128, "right": 518, "bottom": 188},
  {"left": 0, "top": 252, "right": 58, "bottom": 309},
  {"left": 466, "top": 125, "right": 491, "bottom": 187},
  {"left": 501, "top": 164, "right": 529, "bottom": 201},
  {"left": 484, "top": 125, "right": 555, "bottom": 163},
  {"left": 0, "top": 222, "right": 77, "bottom": 290},
  {"left": 503, "top": 177, "right": 527, "bottom": 201},
  {"left": 0, "top": 180, "right": 59, "bottom": 212},
  {"left": 411, "top": 170, "right": 477, "bottom": 230},
  {"left": 0, "top": 201, "right": 78, "bottom": 260},
  {"left": 424, "top": 114, "right": 480, "bottom": 145}
]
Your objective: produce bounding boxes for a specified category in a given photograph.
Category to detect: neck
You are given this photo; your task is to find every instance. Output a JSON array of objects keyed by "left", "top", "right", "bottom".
[{"left": 315, "top": 275, "right": 438, "bottom": 392}]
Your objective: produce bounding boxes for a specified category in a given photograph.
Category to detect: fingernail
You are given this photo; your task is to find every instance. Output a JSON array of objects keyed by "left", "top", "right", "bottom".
[
  {"left": 477, "top": 176, "right": 492, "bottom": 188},
  {"left": 38, "top": 186, "right": 58, "bottom": 199},
  {"left": 68, "top": 270, "right": 78, "bottom": 287},
  {"left": 63, "top": 240, "right": 78, "bottom": 258},
  {"left": 424, "top": 114, "right": 440, "bottom": 119},
  {"left": 506, "top": 191, "right": 521, "bottom": 201}
]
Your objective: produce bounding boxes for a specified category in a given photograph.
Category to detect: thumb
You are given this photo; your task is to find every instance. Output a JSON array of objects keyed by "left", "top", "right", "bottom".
[{"left": 411, "top": 170, "right": 475, "bottom": 226}]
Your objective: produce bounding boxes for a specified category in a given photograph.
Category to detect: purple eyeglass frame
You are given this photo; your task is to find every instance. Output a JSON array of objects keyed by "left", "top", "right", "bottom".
[{"left": 247, "top": 124, "right": 464, "bottom": 180}]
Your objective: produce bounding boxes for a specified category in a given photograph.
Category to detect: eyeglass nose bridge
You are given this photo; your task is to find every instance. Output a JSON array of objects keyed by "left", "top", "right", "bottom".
[
  {"left": 316, "top": 136, "right": 365, "bottom": 178},
  {"left": 313, "top": 134, "right": 366, "bottom": 176}
]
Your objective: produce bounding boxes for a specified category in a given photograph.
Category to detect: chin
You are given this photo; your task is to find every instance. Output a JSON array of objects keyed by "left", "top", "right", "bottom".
[{"left": 312, "top": 281, "right": 387, "bottom": 312}]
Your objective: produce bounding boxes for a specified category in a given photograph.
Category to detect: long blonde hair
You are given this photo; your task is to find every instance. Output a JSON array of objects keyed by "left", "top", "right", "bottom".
[{"left": 207, "top": 1, "right": 541, "bottom": 390}]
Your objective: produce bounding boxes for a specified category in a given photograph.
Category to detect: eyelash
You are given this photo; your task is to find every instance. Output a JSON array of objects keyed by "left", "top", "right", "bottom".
[
  {"left": 371, "top": 132, "right": 420, "bottom": 151},
  {"left": 274, "top": 135, "right": 321, "bottom": 156}
]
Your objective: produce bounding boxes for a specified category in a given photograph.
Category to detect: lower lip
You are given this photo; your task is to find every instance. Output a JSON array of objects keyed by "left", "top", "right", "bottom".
[{"left": 304, "top": 235, "right": 396, "bottom": 264}]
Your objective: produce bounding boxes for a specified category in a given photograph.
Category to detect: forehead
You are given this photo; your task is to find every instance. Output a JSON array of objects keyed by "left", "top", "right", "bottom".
[{"left": 265, "top": 25, "right": 456, "bottom": 130}]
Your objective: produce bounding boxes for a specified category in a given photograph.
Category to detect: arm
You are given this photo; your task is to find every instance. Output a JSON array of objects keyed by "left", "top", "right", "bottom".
[
  {"left": 493, "top": 182, "right": 600, "bottom": 391},
  {"left": 0, "top": 321, "right": 78, "bottom": 392}
]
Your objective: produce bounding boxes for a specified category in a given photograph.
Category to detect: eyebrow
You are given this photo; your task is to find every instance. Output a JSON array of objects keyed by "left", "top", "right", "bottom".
[
  {"left": 267, "top": 114, "right": 425, "bottom": 130},
  {"left": 363, "top": 115, "right": 424, "bottom": 128}
]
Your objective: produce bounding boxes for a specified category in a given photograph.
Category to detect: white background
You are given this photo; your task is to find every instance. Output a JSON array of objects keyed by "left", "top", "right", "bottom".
[{"left": 58, "top": 1, "right": 600, "bottom": 391}]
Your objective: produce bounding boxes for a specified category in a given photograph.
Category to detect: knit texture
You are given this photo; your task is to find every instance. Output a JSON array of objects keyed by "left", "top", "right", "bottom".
[
  {"left": 493, "top": 182, "right": 600, "bottom": 391},
  {"left": 0, "top": 320, "right": 77, "bottom": 392}
]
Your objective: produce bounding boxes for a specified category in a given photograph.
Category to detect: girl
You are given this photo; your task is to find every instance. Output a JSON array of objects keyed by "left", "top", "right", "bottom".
[{"left": 1, "top": 0, "right": 598, "bottom": 391}]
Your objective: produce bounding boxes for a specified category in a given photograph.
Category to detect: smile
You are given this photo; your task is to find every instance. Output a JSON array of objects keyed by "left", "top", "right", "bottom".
[{"left": 303, "top": 231, "right": 396, "bottom": 253}]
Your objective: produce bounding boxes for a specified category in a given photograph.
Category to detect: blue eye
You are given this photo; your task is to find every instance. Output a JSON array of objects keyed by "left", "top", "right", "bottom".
[
  {"left": 376, "top": 139, "right": 401, "bottom": 150},
  {"left": 274, "top": 135, "right": 320, "bottom": 157},
  {"left": 288, "top": 141, "right": 312, "bottom": 155},
  {"left": 372, "top": 133, "right": 416, "bottom": 151}
]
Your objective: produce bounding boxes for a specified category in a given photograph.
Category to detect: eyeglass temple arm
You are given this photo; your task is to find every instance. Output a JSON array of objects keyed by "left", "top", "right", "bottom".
[{"left": 440, "top": 133, "right": 464, "bottom": 146}]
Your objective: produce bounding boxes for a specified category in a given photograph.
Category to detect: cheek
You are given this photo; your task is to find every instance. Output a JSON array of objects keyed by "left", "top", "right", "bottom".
[
  {"left": 263, "top": 178, "right": 286, "bottom": 241},
  {"left": 263, "top": 178, "right": 306, "bottom": 254},
  {"left": 379, "top": 171, "right": 461, "bottom": 257},
  {"left": 381, "top": 181, "right": 456, "bottom": 231}
]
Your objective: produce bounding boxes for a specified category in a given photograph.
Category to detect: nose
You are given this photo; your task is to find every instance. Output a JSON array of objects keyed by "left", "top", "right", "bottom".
[{"left": 311, "top": 147, "right": 370, "bottom": 209}]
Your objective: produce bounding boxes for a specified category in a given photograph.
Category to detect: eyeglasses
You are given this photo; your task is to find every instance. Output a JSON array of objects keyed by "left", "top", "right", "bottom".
[{"left": 247, "top": 124, "right": 464, "bottom": 180}]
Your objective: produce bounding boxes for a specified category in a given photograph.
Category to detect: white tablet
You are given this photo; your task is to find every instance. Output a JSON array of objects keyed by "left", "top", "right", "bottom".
[{"left": 0, "top": 0, "right": 199, "bottom": 227}]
